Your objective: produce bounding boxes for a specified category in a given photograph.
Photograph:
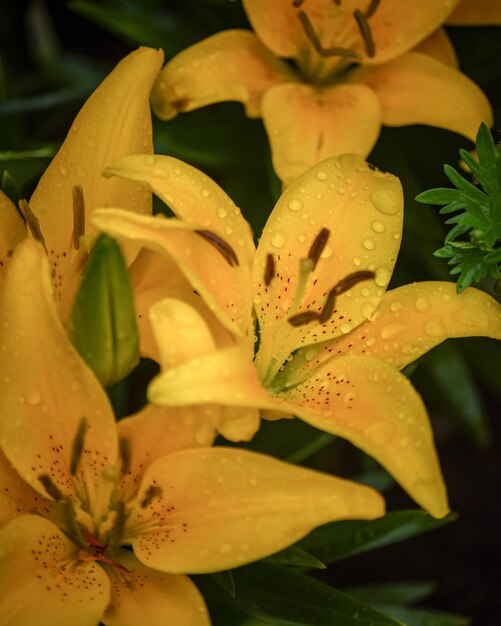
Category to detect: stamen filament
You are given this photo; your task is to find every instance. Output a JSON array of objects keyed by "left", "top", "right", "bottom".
[
  {"left": 353, "top": 9, "right": 376, "bottom": 57},
  {"left": 72, "top": 185, "right": 86, "bottom": 250},
  {"left": 287, "top": 257, "right": 314, "bottom": 320},
  {"left": 264, "top": 253, "right": 275, "bottom": 287},
  {"left": 62, "top": 499, "right": 87, "bottom": 549},
  {"left": 70, "top": 417, "right": 88, "bottom": 476},
  {"left": 108, "top": 501, "right": 128, "bottom": 549},
  {"left": 195, "top": 229, "right": 239, "bottom": 267},
  {"left": 18, "top": 200, "right": 48, "bottom": 254}
]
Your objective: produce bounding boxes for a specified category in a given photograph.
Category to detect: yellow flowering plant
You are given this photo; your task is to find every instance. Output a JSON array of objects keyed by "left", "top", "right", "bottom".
[
  {"left": 0, "top": 239, "right": 385, "bottom": 626},
  {"left": 92, "top": 153, "right": 501, "bottom": 520},
  {"left": 150, "top": 0, "right": 501, "bottom": 185}
]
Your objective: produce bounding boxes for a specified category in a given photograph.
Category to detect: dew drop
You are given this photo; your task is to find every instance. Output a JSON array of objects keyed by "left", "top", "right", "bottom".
[
  {"left": 270, "top": 230, "right": 287, "bottom": 248},
  {"left": 201, "top": 189, "right": 211, "bottom": 198},
  {"left": 390, "top": 301, "right": 403, "bottom": 312},
  {"left": 315, "top": 170, "right": 328, "bottom": 181},
  {"left": 340, "top": 323, "right": 352, "bottom": 334},
  {"left": 320, "top": 245, "right": 333, "bottom": 259},
  {"left": 362, "top": 303, "right": 376, "bottom": 320},
  {"left": 371, "top": 220, "right": 385, "bottom": 233},
  {"left": 362, "top": 238, "right": 375, "bottom": 250},
  {"left": 297, "top": 233, "right": 306, "bottom": 243},
  {"left": 375, "top": 268, "right": 391, "bottom": 287},
  {"left": 253, "top": 294, "right": 261, "bottom": 305},
  {"left": 145, "top": 155, "right": 156, "bottom": 165},
  {"left": 415, "top": 296, "right": 430, "bottom": 312},
  {"left": 380, "top": 323, "right": 405, "bottom": 340},
  {"left": 288, "top": 198, "right": 303, "bottom": 212},
  {"left": 58, "top": 165, "right": 69, "bottom": 177},
  {"left": 26, "top": 389, "right": 41, "bottom": 405},
  {"left": 370, "top": 188, "right": 400, "bottom": 215},
  {"left": 424, "top": 319, "right": 446, "bottom": 337},
  {"left": 352, "top": 256, "right": 362, "bottom": 266},
  {"left": 216, "top": 207, "right": 227, "bottom": 218},
  {"left": 305, "top": 348, "right": 318, "bottom": 362}
]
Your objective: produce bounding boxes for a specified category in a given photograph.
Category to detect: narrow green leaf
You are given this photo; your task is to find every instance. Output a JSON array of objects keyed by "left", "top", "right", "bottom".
[
  {"left": 297, "top": 511, "right": 456, "bottom": 564},
  {"left": 345, "top": 581, "right": 436, "bottom": 606},
  {"left": 373, "top": 606, "right": 471, "bottom": 626},
  {"left": 264, "top": 547, "right": 326, "bottom": 570},
  {"left": 227, "top": 564, "right": 404, "bottom": 626}
]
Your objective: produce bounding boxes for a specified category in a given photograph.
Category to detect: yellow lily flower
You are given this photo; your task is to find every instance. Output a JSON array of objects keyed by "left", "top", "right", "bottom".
[
  {"left": 151, "top": 0, "right": 498, "bottom": 185},
  {"left": 0, "top": 239, "right": 384, "bottom": 626},
  {"left": 0, "top": 46, "right": 163, "bottom": 319},
  {"left": 93, "top": 153, "right": 501, "bottom": 519}
]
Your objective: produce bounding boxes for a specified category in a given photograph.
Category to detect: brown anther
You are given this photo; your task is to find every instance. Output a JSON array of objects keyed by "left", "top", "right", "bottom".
[
  {"left": 70, "top": 417, "right": 88, "bottom": 476},
  {"left": 308, "top": 228, "right": 330, "bottom": 270},
  {"left": 298, "top": 10, "right": 360, "bottom": 59},
  {"left": 195, "top": 229, "right": 239, "bottom": 267},
  {"left": 38, "top": 474, "right": 62, "bottom": 501},
  {"left": 140, "top": 485, "right": 163, "bottom": 508},
  {"left": 292, "top": 0, "right": 306, "bottom": 7},
  {"left": 18, "top": 200, "right": 48, "bottom": 253},
  {"left": 72, "top": 185, "right": 86, "bottom": 250},
  {"left": 119, "top": 437, "right": 132, "bottom": 475},
  {"left": 288, "top": 310, "right": 322, "bottom": 326},
  {"left": 333, "top": 0, "right": 342, "bottom": 5},
  {"left": 353, "top": 9, "right": 376, "bottom": 57},
  {"left": 108, "top": 501, "right": 128, "bottom": 549},
  {"left": 264, "top": 253, "right": 275, "bottom": 287},
  {"left": 320, "top": 270, "right": 375, "bottom": 323},
  {"left": 336, "top": 270, "right": 375, "bottom": 295},
  {"left": 364, "top": 0, "right": 380, "bottom": 19}
]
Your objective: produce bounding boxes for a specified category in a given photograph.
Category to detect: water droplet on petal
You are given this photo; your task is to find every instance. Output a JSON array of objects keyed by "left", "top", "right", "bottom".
[
  {"left": 288, "top": 198, "right": 303, "bottom": 212},
  {"left": 315, "top": 170, "right": 328, "bottom": 181},
  {"left": 370, "top": 188, "right": 400, "bottom": 215},
  {"left": 201, "top": 189, "right": 211, "bottom": 198},
  {"left": 371, "top": 220, "right": 385, "bottom": 233},
  {"left": 362, "top": 238, "right": 375, "bottom": 250},
  {"left": 58, "top": 165, "right": 69, "bottom": 176},
  {"left": 424, "top": 319, "right": 446, "bottom": 337},
  {"left": 26, "top": 389, "right": 41, "bottom": 405},
  {"left": 390, "top": 301, "right": 403, "bottom": 312},
  {"left": 270, "top": 230, "right": 287, "bottom": 248},
  {"left": 375, "top": 268, "right": 391, "bottom": 287},
  {"left": 145, "top": 155, "right": 156, "bottom": 165},
  {"left": 217, "top": 207, "right": 227, "bottom": 218},
  {"left": 297, "top": 233, "right": 306, "bottom": 243},
  {"left": 352, "top": 256, "right": 362, "bottom": 266},
  {"left": 340, "top": 323, "right": 352, "bottom": 334},
  {"left": 415, "top": 296, "right": 430, "bottom": 312},
  {"left": 320, "top": 245, "right": 333, "bottom": 259},
  {"left": 380, "top": 323, "right": 406, "bottom": 340}
]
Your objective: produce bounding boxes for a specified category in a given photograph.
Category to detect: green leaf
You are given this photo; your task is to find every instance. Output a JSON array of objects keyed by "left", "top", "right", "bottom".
[
  {"left": 297, "top": 511, "right": 456, "bottom": 564},
  {"left": 222, "top": 564, "right": 404, "bottom": 626},
  {"left": 345, "top": 581, "right": 436, "bottom": 606},
  {"left": 373, "top": 606, "right": 470, "bottom": 626},
  {"left": 264, "top": 547, "right": 326, "bottom": 570},
  {"left": 69, "top": 235, "right": 139, "bottom": 387}
]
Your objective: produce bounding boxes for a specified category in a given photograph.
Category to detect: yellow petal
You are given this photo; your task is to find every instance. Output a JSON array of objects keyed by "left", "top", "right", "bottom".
[
  {"left": 447, "top": 0, "right": 501, "bottom": 24},
  {"left": 152, "top": 30, "right": 292, "bottom": 120},
  {"left": 0, "top": 239, "right": 118, "bottom": 505},
  {"left": 323, "top": 282, "right": 501, "bottom": 370},
  {"left": 128, "top": 448, "right": 384, "bottom": 573},
  {"left": 0, "top": 449, "right": 56, "bottom": 526},
  {"left": 0, "top": 515, "right": 110, "bottom": 626},
  {"left": 103, "top": 551, "right": 210, "bottom": 626},
  {"left": 104, "top": 154, "right": 256, "bottom": 268},
  {"left": 261, "top": 82, "right": 381, "bottom": 185},
  {"left": 413, "top": 28, "right": 459, "bottom": 68},
  {"left": 149, "top": 298, "right": 217, "bottom": 370},
  {"left": 0, "top": 190, "right": 26, "bottom": 279},
  {"left": 148, "top": 343, "right": 275, "bottom": 412},
  {"left": 253, "top": 155, "right": 402, "bottom": 371},
  {"left": 119, "top": 403, "right": 215, "bottom": 488},
  {"left": 279, "top": 355, "right": 448, "bottom": 518},
  {"left": 93, "top": 208, "right": 252, "bottom": 339},
  {"left": 243, "top": 0, "right": 461, "bottom": 64},
  {"left": 360, "top": 52, "right": 493, "bottom": 141},
  {"left": 29, "top": 47, "right": 163, "bottom": 253}
]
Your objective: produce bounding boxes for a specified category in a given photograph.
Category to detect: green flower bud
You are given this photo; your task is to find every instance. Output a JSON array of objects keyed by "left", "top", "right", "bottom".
[{"left": 69, "top": 235, "right": 139, "bottom": 387}]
